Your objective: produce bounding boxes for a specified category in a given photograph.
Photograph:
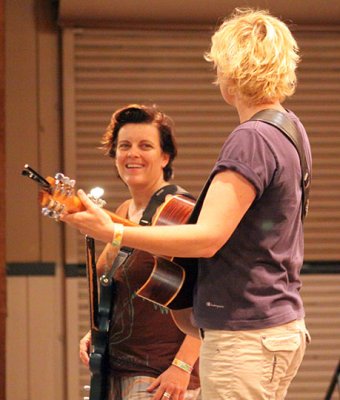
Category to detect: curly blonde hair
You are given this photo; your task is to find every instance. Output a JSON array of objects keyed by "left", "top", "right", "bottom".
[{"left": 205, "top": 9, "right": 300, "bottom": 105}]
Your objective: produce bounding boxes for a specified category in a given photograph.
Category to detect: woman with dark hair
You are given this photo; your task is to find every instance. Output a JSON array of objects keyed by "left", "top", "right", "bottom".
[
  {"left": 79, "top": 104, "right": 201, "bottom": 400},
  {"left": 102, "top": 104, "right": 177, "bottom": 182}
]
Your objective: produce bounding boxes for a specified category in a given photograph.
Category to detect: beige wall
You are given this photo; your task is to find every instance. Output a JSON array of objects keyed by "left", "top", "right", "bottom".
[
  {"left": 5, "top": 1, "right": 340, "bottom": 400},
  {"left": 5, "top": 0, "right": 65, "bottom": 398}
]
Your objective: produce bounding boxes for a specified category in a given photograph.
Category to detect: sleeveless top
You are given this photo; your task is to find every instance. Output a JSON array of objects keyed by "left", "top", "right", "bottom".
[{"left": 108, "top": 186, "right": 199, "bottom": 389}]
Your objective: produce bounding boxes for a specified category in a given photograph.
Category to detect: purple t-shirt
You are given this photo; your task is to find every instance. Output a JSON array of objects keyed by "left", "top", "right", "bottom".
[{"left": 193, "top": 110, "right": 312, "bottom": 330}]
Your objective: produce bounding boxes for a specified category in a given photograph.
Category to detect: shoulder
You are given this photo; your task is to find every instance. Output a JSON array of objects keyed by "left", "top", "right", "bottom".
[
  {"left": 155, "top": 184, "right": 195, "bottom": 201},
  {"left": 219, "top": 121, "right": 277, "bottom": 162},
  {"left": 173, "top": 185, "right": 195, "bottom": 200},
  {"left": 115, "top": 199, "right": 131, "bottom": 218}
]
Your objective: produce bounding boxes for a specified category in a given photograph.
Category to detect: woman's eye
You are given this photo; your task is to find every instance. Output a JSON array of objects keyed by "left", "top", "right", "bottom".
[
  {"left": 141, "top": 143, "right": 153, "bottom": 149},
  {"left": 118, "top": 143, "right": 130, "bottom": 150}
]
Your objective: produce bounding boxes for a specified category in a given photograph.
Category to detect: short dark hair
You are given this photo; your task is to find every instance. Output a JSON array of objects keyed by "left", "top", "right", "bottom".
[{"left": 102, "top": 104, "right": 177, "bottom": 181}]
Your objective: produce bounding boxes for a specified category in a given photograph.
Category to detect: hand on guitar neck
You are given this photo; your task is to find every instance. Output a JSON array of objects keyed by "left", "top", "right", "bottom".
[{"left": 22, "top": 164, "right": 135, "bottom": 225}]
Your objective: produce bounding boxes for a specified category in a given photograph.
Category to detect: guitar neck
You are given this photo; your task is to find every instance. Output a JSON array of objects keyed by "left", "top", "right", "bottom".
[
  {"left": 38, "top": 177, "right": 137, "bottom": 227},
  {"left": 22, "top": 165, "right": 139, "bottom": 226},
  {"left": 104, "top": 209, "right": 137, "bottom": 227}
]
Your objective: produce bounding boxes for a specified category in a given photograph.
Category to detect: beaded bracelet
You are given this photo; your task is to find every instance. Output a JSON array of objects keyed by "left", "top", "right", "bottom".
[
  {"left": 111, "top": 223, "right": 124, "bottom": 247},
  {"left": 172, "top": 358, "right": 193, "bottom": 374}
]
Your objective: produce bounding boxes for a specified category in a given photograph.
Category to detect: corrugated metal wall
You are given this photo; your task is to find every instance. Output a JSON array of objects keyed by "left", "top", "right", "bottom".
[
  {"left": 62, "top": 26, "right": 340, "bottom": 400},
  {"left": 287, "top": 274, "right": 340, "bottom": 399}
]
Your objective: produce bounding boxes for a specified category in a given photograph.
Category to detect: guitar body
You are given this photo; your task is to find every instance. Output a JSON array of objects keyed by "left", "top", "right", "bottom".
[
  {"left": 89, "top": 275, "right": 114, "bottom": 400},
  {"left": 139, "top": 195, "right": 200, "bottom": 337},
  {"left": 135, "top": 195, "right": 198, "bottom": 311}
]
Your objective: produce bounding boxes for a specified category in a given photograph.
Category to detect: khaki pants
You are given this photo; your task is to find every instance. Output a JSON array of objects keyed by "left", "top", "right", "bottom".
[
  {"left": 109, "top": 375, "right": 201, "bottom": 400},
  {"left": 199, "top": 319, "right": 310, "bottom": 400}
]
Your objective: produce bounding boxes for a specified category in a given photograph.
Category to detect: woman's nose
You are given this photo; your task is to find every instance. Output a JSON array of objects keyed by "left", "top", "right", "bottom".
[
  {"left": 127, "top": 144, "right": 140, "bottom": 157},
  {"left": 127, "top": 146, "right": 138, "bottom": 157}
]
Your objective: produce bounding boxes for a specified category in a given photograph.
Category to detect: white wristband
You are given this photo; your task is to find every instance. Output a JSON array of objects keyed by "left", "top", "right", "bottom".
[{"left": 111, "top": 223, "right": 124, "bottom": 247}]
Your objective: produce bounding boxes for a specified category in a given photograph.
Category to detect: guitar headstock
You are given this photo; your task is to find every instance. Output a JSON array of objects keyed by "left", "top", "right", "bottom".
[
  {"left": 22, "top": 165, "right": 76, "bottom": 219},
  {"left": 21, "top": 165, "right": 138, "bottom": 230},
  {"left": 22, "top": 165, "right": 109, "bottom": 221},
  {"left": 39, "top": 173, "right": 84, "bottom": 220}
]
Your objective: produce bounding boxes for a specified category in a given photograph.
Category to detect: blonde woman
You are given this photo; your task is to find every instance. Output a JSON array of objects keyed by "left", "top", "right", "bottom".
[{"left": 62, "top": 9, "right": 312, "bottom": 399}]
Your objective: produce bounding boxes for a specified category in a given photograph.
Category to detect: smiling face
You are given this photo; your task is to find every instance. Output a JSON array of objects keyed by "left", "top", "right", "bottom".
[{"left": 115, "top": 123, "right": 170, "bottom": 192}]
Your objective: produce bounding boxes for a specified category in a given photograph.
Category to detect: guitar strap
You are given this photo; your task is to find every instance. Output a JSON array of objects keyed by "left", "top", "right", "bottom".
[
  {"left": 187, "top": 109, "right": 311, "bottom": 226},
  {"left": 250, "top": 109, "right": 311, "bottom": 221},
  {"left": 106, "top": 248, "right": 132, "bottom": 280},
  {"left": 108, "top": 185, "right": 194, "bottom": 275},
  {"left": 139, "top": 184, "right": 195, "bottom": 226}
]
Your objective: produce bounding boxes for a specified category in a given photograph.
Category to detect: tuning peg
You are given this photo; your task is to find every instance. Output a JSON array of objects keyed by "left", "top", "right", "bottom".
[
  {"left": 89, "top": 187, "right": 104, "bottom": 199},
  {"left": 41, "top": 198, "right": 65, "bottom": 221},
  {"left": 62, "top": 176, "right": 75, "bottom": 187},
  {"left": 41, "top": 207, "right": 60, "bottom": 221},
  {"left": 42, "top": 207, "right": 55, "bottom": 218},
  {"left": 88, "top": 187, "right": 106, "bottom": 208},
  {"left": 54, "top": 172, "right": 65, "bottom": 182},
  {"left": 62, "top": 176, "right": 75, "bottom": 195},
  {"left": 53, "top": 172, "right": 76, "bottom": 196},
  {"left": 63, "top": 176, "right": 71, "bottom": 186},
  {"left": 54, "top": 173, "right": 66, "bottom": 193}
]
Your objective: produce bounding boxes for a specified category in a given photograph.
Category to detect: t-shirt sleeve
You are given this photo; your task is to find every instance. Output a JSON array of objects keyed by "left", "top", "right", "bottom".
[{"left": 213, "top": 127, "right": 277, "bottom": 199}]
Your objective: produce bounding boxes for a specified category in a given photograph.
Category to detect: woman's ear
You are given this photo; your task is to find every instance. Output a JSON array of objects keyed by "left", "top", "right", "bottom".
[{"left": 161, "top": 153, "right": 170, "bottom": 169}]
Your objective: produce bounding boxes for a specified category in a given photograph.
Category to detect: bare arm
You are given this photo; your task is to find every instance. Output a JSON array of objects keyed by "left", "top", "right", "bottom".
[
  {"left": 172, "top": 335, "right": 201, "bottom": 368},
  {"left": 147, "top": 335, "right": 201, "bottom": 400},
  {"left": 61, "top": 170, "right": 256, "bottom": 258},
  {"left": 96, "top": 243, "right": 118, "bottom": 275}
]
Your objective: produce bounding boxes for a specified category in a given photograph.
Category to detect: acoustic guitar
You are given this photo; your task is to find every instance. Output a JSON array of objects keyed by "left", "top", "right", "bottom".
[{"left": 22, "top": 164, "right": 199, "bottom": 337}]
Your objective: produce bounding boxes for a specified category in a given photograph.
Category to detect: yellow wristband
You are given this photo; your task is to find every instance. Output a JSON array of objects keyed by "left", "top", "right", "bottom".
[
  {"left": 172, "top": 358, "right": 193, "bottom": 374},
  {"left": 111, "top": 223, "right": 124, "bottom": 247}
]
